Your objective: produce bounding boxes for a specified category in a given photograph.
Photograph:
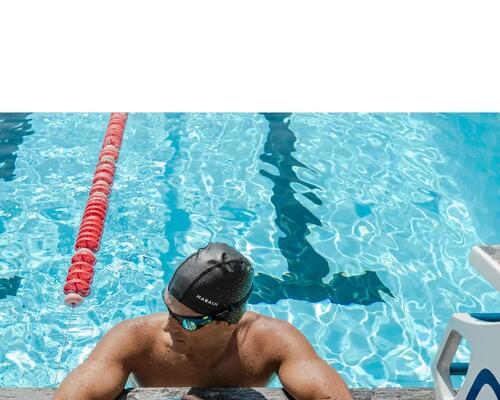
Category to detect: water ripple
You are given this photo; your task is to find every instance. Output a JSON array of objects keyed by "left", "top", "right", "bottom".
[{"left": 0, "top": 113, "right": 498, "bottom": 389}]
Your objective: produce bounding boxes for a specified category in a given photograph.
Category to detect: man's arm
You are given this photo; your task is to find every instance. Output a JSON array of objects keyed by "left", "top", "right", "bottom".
[
  {"left": 269, "top": 319, "right": 352, "bottom": 400},
  {"left": 53, "top": 320, "right": 137, "bottom": 400}
]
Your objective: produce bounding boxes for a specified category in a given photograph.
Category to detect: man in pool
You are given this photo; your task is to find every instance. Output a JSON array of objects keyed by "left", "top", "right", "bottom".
[{"left": 54, "top": 242, "right": 352, "bottom": 400}]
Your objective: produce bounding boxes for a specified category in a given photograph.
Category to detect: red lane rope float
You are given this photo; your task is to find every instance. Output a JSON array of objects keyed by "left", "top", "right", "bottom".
[{"left": 63, "top": 113, "right": 128, "bottom": 306}]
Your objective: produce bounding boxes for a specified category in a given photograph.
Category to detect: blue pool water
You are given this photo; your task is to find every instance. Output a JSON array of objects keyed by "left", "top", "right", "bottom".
[{"left": 0, "top": 113, "right": 498, "bottom": 388}]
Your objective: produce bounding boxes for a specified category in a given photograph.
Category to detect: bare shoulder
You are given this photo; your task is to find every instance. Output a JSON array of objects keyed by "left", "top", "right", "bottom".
[
  {"left": 89, "top": 313, "right": 164, "bottom": 363},
  {"left": 104, "top": 313, "right": 161, "bottom": 339},
  {"left": 119, "top": 312, "right": 165, "bottom": 335},
  {"left": 241, "top": 312, "right": 312, "bottom": 361},
  {"left": 241, "top": 313, "right": 352, "bottom": 399},
  {"left": 244, "top": 311, "right": 304, "bottom": 340}
]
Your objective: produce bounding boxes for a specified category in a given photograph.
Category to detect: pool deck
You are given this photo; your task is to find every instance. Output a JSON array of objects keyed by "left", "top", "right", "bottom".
[{"left": 0, "top": 387, "right": 434, "bottom": 399}]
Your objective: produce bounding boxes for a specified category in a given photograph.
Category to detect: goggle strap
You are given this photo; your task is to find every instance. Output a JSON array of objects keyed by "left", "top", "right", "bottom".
[{"left": 213, "top": 283, "right": 253, "bottom": 319}]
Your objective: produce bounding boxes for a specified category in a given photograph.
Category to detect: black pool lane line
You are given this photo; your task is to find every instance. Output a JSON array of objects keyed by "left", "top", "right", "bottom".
[
  {"left": 0, "top": 113, "right": 34, "bottom": 181},
  {"left": 0, "top": 113, "right": 33, "bottom": 301},
  {"left": 251, "top": 113, "right": 393, "bottom": 306}
]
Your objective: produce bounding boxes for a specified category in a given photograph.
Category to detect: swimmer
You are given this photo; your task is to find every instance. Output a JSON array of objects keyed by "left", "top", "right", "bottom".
[{"left": 54, "top": 243, "right": 352, "bottom": 400}]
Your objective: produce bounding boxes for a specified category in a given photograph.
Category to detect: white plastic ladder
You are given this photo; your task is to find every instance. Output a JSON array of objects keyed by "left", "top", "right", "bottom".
[{"left": 432, "top": 245, "right": 500, "bottom": 400}]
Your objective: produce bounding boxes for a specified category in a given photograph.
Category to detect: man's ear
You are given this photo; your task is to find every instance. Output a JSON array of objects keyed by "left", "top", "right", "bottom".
[
  {"left": 223, "top": 321, "right": 234, "bottom": 331},
  {"left": 215, "top": 320, "right": 231, "bottom": 330}
]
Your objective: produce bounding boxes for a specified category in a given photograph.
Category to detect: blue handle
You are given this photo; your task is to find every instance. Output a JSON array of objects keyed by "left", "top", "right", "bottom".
[
  {"left": 470, "top": 313, "right": 500, "bottom": 322},
  {"left": 450, "top": 362, "right": 469, "bottom": 376}
]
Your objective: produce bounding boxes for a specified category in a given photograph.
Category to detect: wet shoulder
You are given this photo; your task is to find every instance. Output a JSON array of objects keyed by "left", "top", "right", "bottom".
[
  {"left": 112, "top": 313, "right": 166, "bottom": 356},
  {"left": 243, "top": 311, "right": 317, "bottom": 366},
  {"left": 239, "top": 312, "right": 294, "bottom": 357},
  {"left": 242, "top": 311, "right": 291, "bottom": 334}
]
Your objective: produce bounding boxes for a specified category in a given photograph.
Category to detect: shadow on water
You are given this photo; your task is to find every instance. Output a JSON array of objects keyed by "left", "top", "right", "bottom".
[
  {"left": 250, "top": 113, "right": 393, "bottom": 306},
  {"left": 0, "top": 113, "right": 34, "bottom": 181}
]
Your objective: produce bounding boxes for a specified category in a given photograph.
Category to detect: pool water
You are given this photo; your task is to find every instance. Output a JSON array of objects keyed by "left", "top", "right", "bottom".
[{"left": 0, "top": 113, "right": 498, "bottom": 388}]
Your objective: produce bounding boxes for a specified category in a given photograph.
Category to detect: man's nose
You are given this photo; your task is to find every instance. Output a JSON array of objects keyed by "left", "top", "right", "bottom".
[{"left": 168, "top": 314, "right": 182, "bottom": 329}]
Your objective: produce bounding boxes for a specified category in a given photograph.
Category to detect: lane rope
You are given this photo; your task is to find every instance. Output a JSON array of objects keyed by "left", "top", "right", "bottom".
[
  {"left": 54, "top": 113, "right": 127, "bottom": 386},
  {"left": 63, "top": 112, "right": 128, "bottom": 306}
]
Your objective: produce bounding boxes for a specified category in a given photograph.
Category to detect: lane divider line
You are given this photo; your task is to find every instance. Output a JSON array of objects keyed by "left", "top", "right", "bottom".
[{"left": 63, "top": 112, "right": 128, "bottom": 306}]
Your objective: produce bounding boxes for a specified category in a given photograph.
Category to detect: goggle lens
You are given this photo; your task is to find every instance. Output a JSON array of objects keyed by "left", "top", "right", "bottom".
[
  {"left": 167, "top": 306, "right": 213, "bottom": 331},
  {"left": 180, "top": 318, "right": 211, "bottom": 331}
]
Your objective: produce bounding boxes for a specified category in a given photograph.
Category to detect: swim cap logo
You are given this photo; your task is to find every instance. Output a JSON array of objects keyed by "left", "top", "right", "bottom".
[{"left": 196, "top": 294, "right": 218, "bottom": 307}]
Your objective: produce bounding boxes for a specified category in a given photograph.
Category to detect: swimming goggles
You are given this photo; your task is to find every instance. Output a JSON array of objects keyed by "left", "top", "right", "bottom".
[
  {"left": 165, "top": 304, "right": 214, "bottom": 331},
  {"left": 162, "top": 285, "right": 253, "bottom": 331}
]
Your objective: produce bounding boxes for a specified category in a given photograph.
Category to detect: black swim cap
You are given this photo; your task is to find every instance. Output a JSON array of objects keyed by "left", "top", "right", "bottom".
[{"left": 168, "top": 242, "right": 254, "bottom": 324}]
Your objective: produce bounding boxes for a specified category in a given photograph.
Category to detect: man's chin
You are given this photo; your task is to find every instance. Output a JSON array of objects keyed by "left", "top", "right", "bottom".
[{"left": 170, "top": 338, "right": 188, "bottom": 352}]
